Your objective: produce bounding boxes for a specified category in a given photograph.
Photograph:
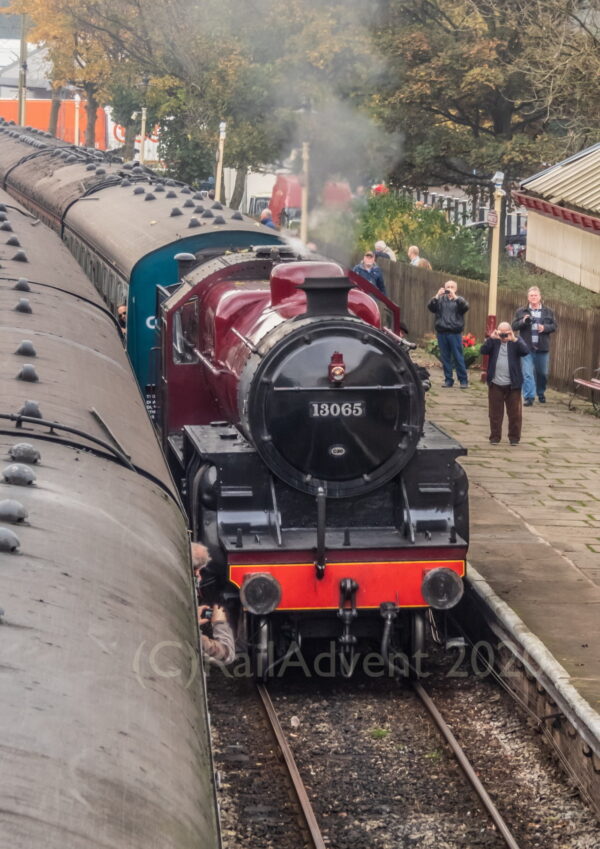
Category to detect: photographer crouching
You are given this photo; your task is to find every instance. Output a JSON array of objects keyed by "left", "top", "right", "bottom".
[
  {"left": 192, "top": 542, "right": 236, "bottom": 664},
  {"left": 480, "top": 322, "right": 530, "bottom": 445}
]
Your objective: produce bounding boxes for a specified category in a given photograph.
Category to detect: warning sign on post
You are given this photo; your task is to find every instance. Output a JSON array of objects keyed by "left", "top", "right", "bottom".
[{"left": 487, "top": 210, "right": 498, "bottom": 227}]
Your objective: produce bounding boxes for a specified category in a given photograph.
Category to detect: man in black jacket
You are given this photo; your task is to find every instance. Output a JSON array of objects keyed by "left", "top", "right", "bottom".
[
  {"left": 480, "top": 322, "right": 530, "bottom": 445},
  {"left": 427, "top": 280, "right": 469, "bottom": 387},
  {"left": 511, "top": 286, "right": 557, "bottom": 405}
]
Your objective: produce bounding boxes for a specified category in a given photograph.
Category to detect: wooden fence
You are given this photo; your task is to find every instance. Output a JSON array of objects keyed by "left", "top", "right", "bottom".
[
  {"left": 384, "top": 262, "right": 600, "bottom": 393},
  {"left": 323, "top": 245, "right": 600, "bottom": 393}
]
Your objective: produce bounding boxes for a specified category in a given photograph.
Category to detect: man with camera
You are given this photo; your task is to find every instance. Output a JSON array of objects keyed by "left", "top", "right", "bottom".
[
  {"left": 192, "top": 542, "right": 236, "bottom": 664},
  {"left": 427, "top": 280, "right": 470, "bottom": 388},
  {"left": 511, "top": 286, "right": 557, "bottom": 405},
  {"left": 480, "top": 322, "right": 530, "bottom": 445}
]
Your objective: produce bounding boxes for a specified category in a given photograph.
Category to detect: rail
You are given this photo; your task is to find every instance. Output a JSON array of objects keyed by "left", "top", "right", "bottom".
[
  {"left": 413, "top": 681, "right": 523, "bottom": 849},
  {"left": 255, "top": 683, "right": 327, "bottom": 849}
]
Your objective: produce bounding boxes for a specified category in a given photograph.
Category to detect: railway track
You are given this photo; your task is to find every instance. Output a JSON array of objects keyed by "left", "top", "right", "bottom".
[
  {"left": 255, "top": 680, "right": 522, "bottom": 849},
  {"left": 208, "top": 658, "right": 597, "bottom": 848}
]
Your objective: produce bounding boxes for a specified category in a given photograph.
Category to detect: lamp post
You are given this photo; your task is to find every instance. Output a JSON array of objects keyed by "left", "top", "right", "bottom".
[
  {"left": 481, "top": 171, "right": 506, "bottom": 381},
  {"left": 300, "top": 141, "right": 310, "bottom": 244},
  {"left": 73, "top": 93, "right": 81, "bottom": 146},
  {"left": 215, "top": 121, "right": 227, "bottom": 203}
]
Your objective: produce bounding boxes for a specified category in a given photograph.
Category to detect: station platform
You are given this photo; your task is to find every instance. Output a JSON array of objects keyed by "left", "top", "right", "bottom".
[{"left": 420, "top": 357, "right": 600, "bottom": 712}]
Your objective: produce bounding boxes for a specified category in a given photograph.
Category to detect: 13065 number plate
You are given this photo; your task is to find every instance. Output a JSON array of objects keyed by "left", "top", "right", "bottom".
[{"left": 309, "top": 401, "right": 365, "bottom": 417}]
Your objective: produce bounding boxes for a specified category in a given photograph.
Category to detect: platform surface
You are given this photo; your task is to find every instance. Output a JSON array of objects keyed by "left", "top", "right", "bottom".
[{"left": 421, "top": 358, "right": 600, "bottom": 711}]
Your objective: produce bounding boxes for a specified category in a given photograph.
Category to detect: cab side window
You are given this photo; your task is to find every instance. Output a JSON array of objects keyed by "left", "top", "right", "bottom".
[{"left": 173, "top": 299, "right": 200, "bottom": 364}]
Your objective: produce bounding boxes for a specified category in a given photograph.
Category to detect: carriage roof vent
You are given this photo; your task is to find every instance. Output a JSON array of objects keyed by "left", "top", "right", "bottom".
[
  {"left": 154, "top": 183, "right": 165, "bottom": 192},
  {"left": 86, "top": 163, "right": 96, "bottom": 171},
  {"left": 95, "top": 166, "right": 107, "bottom": 175},
  {"left": 9, "top": 443, "right": 40, "bottom": 463},
  {"left": 188, "top": 217, "right": 200, "bottom": 228},
  {"left": 0, "top": 527, "right": 20, "bottom": 552},
  {"left": 183, "top": 199, "right": 194, "bottom": 208},
  {"left": 201, "top": 209, "right": 214, "bottom": 219},
  {"left": 13, "top": 278, "right": 30, "bottom": 291},
  {"left": 213, "top": 215, "right": 226, "bottom": 225},
  {"left": 180, "top": 186, "right": 191, "bottom": 194},
  {"left": 166, "top": 190, "right": 177, "bottom": 199},
  {"left": 1, "top": 221, "right": 13, "bottom": 231},
  {"left": 120, "top": 178, "right": 131, "bottom": 187},
  {"left": 0, "top": 499, "right": 29, "bottom": 524},
  {"left": 17, "top": 364, "right": 39, "bottom": 383},
  {"left": 15, "top": 340, "right": 36, "bottom": 356},
  {"left": 7, "top": 236, "right": 20, "bottom": 246},
  {"left": 145, "top": 192, "right": 156, "bottom": 201},
  {"left": 170, "top": 207, "right": 183, "bottom": 217},
  {"left": 211, "top": 202, "right": 223, "bottom": 210},
  {"left": 133, "top": 186, "right": 145, "bottom": 195},
  {"left": 18, "top": 400, "right": 42, "bottom": 418},
  {"left": 231, "top": 211, "right": 244, "bottom": 220},
  {"left": 2, "top": 464, "right": 36, "bottom": 486},
  {"left": 13, "top": 250, "right": 28, "bottom": 262},
  {"left": 194, "top": 205, "right": 205, "bottom": 213},
  {"left": 15, "top": 298, "right": 32, "bottom": 313}
]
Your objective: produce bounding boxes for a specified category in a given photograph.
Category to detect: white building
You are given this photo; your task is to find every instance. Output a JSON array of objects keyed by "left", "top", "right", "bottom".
[{"left": 514, "top": 145, "right": 600, "bottom": 294}]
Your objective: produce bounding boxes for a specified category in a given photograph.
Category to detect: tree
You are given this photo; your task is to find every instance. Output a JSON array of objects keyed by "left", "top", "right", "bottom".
[
  {"left": 8, "top": 0, "right": 117, "bottom": 144},
  {"left": 373, "top": 0, "right": 592, "bottom": 190}
]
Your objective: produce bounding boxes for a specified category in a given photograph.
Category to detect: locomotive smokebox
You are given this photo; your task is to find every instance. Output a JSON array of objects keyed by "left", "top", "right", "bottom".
[{"left": 238, "top": 265, "right": 426, "bottom": 497}]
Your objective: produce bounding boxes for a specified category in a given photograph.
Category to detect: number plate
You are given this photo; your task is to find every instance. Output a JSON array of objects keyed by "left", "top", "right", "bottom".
[{"left": 309, "top": 401, "right": 365, "bottom": 417}]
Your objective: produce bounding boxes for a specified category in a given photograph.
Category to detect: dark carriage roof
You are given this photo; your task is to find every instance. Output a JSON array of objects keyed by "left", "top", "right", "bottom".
[
  {"left": 0, "top": 186, "right": 177, "bottom": 491},
  {"left": 0, "top": 123, "right": 283, "bottom": 276},
  {"left": 65, "top": 181, "right": 278, "bottom": 278}
]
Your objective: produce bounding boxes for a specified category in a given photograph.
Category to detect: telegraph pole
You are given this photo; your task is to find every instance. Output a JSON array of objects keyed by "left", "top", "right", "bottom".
[
  {"left": 215, "top": 121, "right": 227, "bottom": 203},
  {"left": 18, "top": 14, "right": 28, "bottom": 126}
]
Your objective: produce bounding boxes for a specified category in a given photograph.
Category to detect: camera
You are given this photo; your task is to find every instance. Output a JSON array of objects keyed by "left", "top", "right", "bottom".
[
  {"left": 203, "top": 607, "right": 213, "bottom": 622},
  {"left": 443, "top": 289, "right": 450, "bottom": 294},
  {"left": 499, "top": 332, "right": 509, "bottom": 339}
]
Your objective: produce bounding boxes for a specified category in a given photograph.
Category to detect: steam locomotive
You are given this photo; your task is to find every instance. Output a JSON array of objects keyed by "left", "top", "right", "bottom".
[
  {"left": 159, "top": 247, "right": 469, "bottom": 675},
  {"left": 0, "top": 120, "right": 469, "bottom": 677}
]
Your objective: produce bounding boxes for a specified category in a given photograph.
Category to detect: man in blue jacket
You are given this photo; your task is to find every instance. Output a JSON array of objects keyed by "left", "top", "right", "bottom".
[
  {"left": 352, "top": 251, "right": 386, "bottom": 294},
  {"left": 511, "top": 286, "right": 557, "bottom": 405},
  {"left": 480, "top": 322, "right": 530, "bottom": 445}
]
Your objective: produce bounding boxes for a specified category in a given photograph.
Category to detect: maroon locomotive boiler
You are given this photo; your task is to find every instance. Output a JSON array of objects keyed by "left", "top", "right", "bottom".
[{"left": 157, "top": 247, "right": 469, "bottom": 675}]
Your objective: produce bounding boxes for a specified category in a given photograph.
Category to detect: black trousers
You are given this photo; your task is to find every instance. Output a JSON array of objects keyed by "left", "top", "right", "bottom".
[{"left": 488, "top": 383, "right": 522, "bottom": 442}]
